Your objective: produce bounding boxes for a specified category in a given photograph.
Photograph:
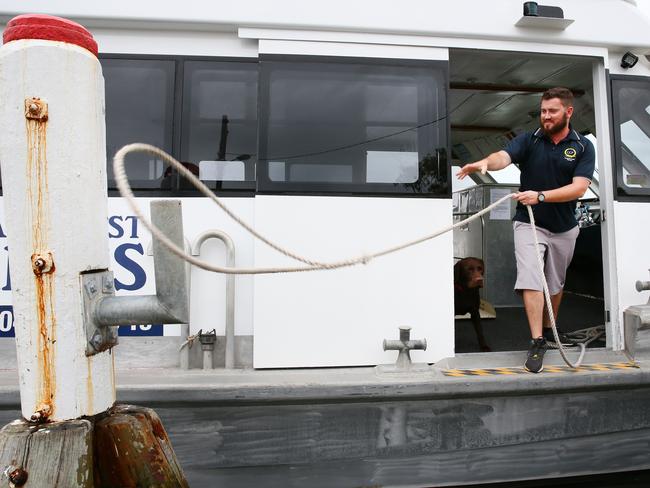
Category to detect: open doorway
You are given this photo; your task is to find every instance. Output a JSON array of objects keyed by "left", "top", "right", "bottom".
[{"left": 449, "top": 48, "right": 605, "bottom": 353}]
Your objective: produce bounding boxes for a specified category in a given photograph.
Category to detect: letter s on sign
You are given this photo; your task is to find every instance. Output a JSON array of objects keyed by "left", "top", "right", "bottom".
[{"left": 114, "top": 243, "right": 147, "bottom": 291}]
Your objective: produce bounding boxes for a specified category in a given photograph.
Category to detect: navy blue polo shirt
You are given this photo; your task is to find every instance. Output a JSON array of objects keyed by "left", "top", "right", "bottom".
[{"left": 504, "top": 127, "right": 595, "bottom": 233}]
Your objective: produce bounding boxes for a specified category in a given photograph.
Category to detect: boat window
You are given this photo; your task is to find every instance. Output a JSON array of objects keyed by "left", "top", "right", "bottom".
[
  {"left": 257, "top": 56, "right": 449, "bottom": 196},
  {"left": 611, "top": 77, "right": 650, "bottom": 198},
  {"left": 102, "top": 58, "right": 175, "bottom": 190},
  {"left": 180, "top": 61, "right": 258, "bottom": 190},
  {"left": 100, "top": 56, "right": 258, "bottom": 195}
]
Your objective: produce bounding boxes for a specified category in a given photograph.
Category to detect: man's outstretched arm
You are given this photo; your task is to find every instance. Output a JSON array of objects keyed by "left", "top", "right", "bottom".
[{"left": 456, "top": 150, "right": 512, "bottom": 179}]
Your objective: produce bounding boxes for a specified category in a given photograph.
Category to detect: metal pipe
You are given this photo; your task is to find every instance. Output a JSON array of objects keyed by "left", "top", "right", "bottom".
[
  {"left": 203, "top": 349, "right": 214, "bottom": 370},
  {"left": 191, "top": 230, "right": 236, "bottom": 369},
  {"left": 95, "top": 200, "right": 189, "bottom": 326},
  {"left": 95, "top": 295, "right": 184, "bottom": 326},
  {"left": 147, "top": 238, "right": 192, "bottom": 369},
  {"left": 197, "top": 329, "right": 217, "bottom": 370},
  {"left": 151, "top": 201, "right": 189, "bottom": 320}
]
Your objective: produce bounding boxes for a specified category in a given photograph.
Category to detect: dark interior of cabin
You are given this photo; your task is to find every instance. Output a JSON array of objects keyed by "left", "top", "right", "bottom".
[{"left": 449, "top": 49, "right": 605, "bottom": 353}]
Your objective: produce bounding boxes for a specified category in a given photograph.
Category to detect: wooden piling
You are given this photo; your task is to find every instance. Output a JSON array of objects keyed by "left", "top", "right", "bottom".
[
  {"left": 0, "top": 404, "right": 188, "bottom": 487},
  {"left": 94, "top": 405, "right": 188, "bottom": 488},
  {"left": 0, "top": 418, "right": 93, "bottom": 487}
]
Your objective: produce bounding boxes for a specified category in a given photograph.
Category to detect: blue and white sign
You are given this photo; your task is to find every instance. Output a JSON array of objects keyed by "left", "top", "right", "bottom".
[
  {"left": 0, "top": 200, "right": 181, "bottom": 338},
  {"left": 0, "top": 196, "right": 254, "bottom": 343},
  {"left": 0, "top": 220, "right": 12, "bottom": 338}
]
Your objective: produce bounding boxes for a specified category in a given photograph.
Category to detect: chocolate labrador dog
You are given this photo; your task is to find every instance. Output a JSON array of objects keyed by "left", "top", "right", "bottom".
[{"left": 454, "top": 257, "right": 490, "bottom": 352}]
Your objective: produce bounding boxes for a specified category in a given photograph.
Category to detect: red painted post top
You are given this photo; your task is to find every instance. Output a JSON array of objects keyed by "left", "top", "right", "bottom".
[{"left": 3, "top": 14, "right": 98, "bottom": 57}]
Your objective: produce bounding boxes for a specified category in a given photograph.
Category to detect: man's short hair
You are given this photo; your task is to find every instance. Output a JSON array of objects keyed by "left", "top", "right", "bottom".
[{"left": 541, "top": 87, "right": 574, "bottom": 107}]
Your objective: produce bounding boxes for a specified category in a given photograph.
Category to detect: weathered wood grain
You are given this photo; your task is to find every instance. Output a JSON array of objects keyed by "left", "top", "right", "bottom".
[{"left": 0, "top": 418, "right": 93, "bottom": 487}]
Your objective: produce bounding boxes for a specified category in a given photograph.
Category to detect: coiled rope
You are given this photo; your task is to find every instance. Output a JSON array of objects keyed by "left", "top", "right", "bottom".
[{"left": 114, "top": 143, "right": 589, "bottom": 368}]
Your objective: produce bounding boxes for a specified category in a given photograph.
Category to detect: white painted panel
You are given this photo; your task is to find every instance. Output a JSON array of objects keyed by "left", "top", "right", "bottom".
[
  {"left": 94, "top": 29, "right": 257, "bottom": 57},
  {"left": 259, "top": 39, "right": 448, "bottom": 61},
  {"left": 613, "top": 201, "right": 650, "bottom": 343},
  {"left": 253, "top": 196, "right": 454, "bottom": 368},
  {"left": 592, "top": 59, "right": 619, "bottom": 349},
  {"left": 243, "top": 27, "right": 608, "bottom": 59}
]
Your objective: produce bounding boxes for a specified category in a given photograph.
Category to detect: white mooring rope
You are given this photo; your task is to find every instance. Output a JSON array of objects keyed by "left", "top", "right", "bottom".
[
  {"left": 113, "top": 143, "right": 513, "bottom": 275},
  {"left": 114, "top": 143, "right": 588, "bottom": 368},
  {"left": 527, "top": 205, "right": 586, "bottom": 368}
]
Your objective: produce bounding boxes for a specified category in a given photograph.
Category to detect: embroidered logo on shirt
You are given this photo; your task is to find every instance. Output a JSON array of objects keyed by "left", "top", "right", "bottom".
[{"left": 563, "top": 147, "right": 577, "bottom": 161}]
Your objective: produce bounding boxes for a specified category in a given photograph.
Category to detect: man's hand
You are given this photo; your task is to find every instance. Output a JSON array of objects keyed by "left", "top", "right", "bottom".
[
  {"left": 456, "top": 160, "right": 487, "bottom": 180},
  {"left": 513, "top": 190, "right": 540, "bottom": 205}
]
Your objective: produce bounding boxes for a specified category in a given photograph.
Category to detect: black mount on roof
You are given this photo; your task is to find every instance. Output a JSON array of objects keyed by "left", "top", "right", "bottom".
[{"left": 523, "top": 2, "right": 564, "bottom": 19}]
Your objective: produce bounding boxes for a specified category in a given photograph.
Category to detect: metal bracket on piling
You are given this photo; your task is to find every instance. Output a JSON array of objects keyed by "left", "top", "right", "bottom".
[
  {"left": 82, "top": 200, "right": 190, "bottom": 356},
  {"left": 82, "top": 270, "right": 118, "bottom": 355}
]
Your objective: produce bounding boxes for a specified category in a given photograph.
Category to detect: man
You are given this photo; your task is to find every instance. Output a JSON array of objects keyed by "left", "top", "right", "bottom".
[{"left": 456, "top": 87, "right": 595, "bottom": 373}]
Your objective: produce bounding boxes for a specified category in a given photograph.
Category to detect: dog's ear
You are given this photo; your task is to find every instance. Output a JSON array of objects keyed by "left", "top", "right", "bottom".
[{"left": 453, "top": 260, "right": 462, "bottom": 284}]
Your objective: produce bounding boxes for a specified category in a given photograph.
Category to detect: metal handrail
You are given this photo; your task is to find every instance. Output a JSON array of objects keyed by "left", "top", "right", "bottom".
[{"left": 191, "top": 230, "right": 236, "bottom": 369}]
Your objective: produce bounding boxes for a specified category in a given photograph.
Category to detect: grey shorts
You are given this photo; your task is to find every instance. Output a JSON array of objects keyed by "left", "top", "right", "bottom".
[{"left": 513, "top": 221, "right": 579, "bottom": 295}]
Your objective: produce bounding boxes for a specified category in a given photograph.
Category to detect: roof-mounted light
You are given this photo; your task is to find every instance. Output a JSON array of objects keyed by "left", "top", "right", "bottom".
[
  {"left": 516, "top": 2, "right": 574, "bottom": 29},
  {"left": 621, "top": 52, "right": 639, "bottom": 69}
]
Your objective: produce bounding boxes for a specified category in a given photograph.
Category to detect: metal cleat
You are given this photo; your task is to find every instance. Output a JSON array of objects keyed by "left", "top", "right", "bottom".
[{"left": 377, "top": 326, "right": 429, "bottom": 374}]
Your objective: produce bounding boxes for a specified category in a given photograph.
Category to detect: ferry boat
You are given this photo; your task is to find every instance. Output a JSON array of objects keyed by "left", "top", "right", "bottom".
[{"left": 1, "top": 1, "right": 650, "bottom": 486}]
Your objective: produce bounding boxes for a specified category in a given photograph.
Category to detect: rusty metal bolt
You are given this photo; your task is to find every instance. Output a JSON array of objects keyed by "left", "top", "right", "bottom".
[
  {"left": 31, "top": 252, "right": 55, "bottom": 275},
  {"left": 7, "top": 467, "right": 28, "bottom": 486},
  {"left": 30, "top": 404, "right": 51, "bottom": 423},
  {"left": 89, "top": 331, "right": 103, "bottom": 351},
  {"left": 103, "top": 277, "right": 114, "bottom": 292},
  {"left": 3, "top": 465, "right": 28, "bottom": 487},
  {"left": 24, "top": 97, "right": 48, "bottom": 121}
]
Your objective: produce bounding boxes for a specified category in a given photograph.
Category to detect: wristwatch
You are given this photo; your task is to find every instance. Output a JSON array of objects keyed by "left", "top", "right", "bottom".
[{"left": 537, "top": 192, "right": 546, "bottom": 203}]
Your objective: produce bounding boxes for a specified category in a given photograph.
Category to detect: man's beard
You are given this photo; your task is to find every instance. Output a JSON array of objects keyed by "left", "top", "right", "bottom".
[{"left": 541, "top": 112, "right": 569, "bottom": 136}]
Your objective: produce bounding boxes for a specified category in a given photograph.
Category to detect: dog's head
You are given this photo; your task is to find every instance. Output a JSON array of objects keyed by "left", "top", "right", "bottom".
[{"left": 454, "top": 257, "right": 484, "bottom": 289}]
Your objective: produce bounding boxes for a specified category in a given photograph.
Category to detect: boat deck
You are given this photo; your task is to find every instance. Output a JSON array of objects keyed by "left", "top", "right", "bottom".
[
  {"left": 0, "top": 293, "right": 645, "bottom": 487},
  {"left": 0, "top": 346, "right": 640, "bottom": 408}
]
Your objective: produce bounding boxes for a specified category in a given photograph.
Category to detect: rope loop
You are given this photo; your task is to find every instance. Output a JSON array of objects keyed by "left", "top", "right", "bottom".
[{"left": 113, "top": 143, "right": 514, "bottom": 275}]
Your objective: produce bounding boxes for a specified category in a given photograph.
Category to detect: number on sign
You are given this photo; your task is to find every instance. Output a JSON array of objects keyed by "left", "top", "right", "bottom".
[
  {"left": 118, "top": 324, "right": 163, "bottom": 336},
  {"left": 0, "top": 306, "right": 15, "bottom": 337}
]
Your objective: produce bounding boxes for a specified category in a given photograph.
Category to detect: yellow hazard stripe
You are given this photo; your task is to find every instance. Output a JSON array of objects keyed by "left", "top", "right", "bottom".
[{"left": 441, "top": 362, "right": 639, "bottom": 376}]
